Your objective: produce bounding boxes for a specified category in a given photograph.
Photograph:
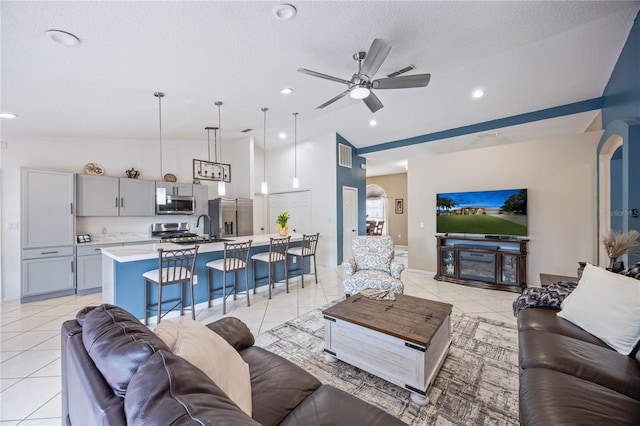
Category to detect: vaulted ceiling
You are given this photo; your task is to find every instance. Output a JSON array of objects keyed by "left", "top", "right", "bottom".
[{"left": 2, "top": 1, "right": 638, "bottom": 175}]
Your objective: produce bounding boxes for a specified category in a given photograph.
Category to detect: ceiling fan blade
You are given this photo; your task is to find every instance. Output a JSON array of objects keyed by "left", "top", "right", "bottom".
[
  {"left": 363, "top": 91, "right": 383, "bottom": 113},
  {"left": 316, "top": 89, "right": 350, "bottom": 109},
  {"left": 297, "top": 68, "right": 352, "bottom": 85},
  {"left": 372, "top": 73, "right": 431, "bottom": 89},
  {"left": 359, "top": 38, "right": 391, "bottom": 80}
]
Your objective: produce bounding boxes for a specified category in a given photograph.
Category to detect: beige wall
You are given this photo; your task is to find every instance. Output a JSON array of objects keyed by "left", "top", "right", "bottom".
[
  {"left": 407, "top": 131, "right": 602, "bottom": 286},
  {"left": 367, "top": 173, "right": 408, "bottom": 246}
]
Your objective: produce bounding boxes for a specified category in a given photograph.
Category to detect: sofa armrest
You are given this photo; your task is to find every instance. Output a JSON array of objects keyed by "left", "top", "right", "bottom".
[
  {"left": 206, "top": 317, "right": 255, "bottom": 350},
  {"left": 342, "top": 259, "right": 356, "bottom": 276},
  {"left": 390, "top": 262, "right": 404, "bottom": 279}
]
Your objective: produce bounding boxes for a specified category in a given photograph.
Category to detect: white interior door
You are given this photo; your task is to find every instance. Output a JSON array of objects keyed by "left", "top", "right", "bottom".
[
  {"left": 253, "top": 194, "right": 266, "bottom": 235},
  {"left": 268, "top": 191, "right": 312, "bottom": 234},
  {"left": 343, "top": 186, "right": 358, "bottom": 261}
]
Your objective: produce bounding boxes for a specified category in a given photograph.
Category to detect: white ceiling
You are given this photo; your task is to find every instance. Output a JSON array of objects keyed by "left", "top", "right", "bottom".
[{"left": 2, "top": 1, "right": 638, "bottom": 175}]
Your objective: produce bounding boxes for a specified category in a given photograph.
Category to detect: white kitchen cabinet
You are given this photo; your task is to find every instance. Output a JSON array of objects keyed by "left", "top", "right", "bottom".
[
  {"left": 156, "top": 182, "right": 193, "bottom": 196},
  {"left": 76, "top": 243, "right": 122, "bottom": 294},
  {"left": 193, "top": 184, "right": 209, "bottom": 216},
  {"left": 77, "top": 175, "right": 155, "bottom": 217},
  {"left": 21, "top": 168, "right": 76, "bottom": 302}
]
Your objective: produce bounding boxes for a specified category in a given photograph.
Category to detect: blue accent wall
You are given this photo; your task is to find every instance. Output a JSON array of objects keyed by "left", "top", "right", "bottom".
[
  {"left": 336, "top": 133, "right": 367, "bottom": 264},
  {"left": 598, "top": 12, "right": 640, "bottom": 265}
]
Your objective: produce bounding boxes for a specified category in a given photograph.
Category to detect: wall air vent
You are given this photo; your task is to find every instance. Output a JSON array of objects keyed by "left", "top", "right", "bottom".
[{"left": 338, "top": 143, "right": 352, "bottom": 168}]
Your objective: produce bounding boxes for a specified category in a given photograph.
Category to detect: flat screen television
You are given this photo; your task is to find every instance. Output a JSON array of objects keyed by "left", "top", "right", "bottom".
[{"left": 436, "top": 188, "right": 527, "bottom": 236}]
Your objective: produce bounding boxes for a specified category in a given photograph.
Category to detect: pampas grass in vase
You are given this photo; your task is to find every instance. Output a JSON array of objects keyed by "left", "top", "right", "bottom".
[{"left": 601, "top": 229, "right": 640, "bottom": 269}]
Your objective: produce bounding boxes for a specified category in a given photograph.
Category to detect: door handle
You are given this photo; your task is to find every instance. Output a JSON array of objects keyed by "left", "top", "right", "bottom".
[
  {"left": 40, "top": 251, "right": 59, "bottom": 255},
  {"left": 115, "top": 197, "right": 119, "bottom": 208},
  {"left": 120, "top": 197, "right": 124, "bottom": 208}
]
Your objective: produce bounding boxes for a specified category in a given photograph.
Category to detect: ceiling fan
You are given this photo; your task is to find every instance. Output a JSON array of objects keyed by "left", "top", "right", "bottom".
[{"left": 298, "top": 38, "right": 431, "bottom": 113}]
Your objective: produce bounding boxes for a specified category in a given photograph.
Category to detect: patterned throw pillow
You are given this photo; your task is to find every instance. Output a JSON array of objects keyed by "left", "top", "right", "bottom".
[{"left": 618, "top": 262, "right": 640, "bottom": 279}]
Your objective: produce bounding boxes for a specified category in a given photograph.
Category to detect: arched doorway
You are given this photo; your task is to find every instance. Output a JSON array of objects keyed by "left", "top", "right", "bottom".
[
  {"left": 598, "top": 134, "right": 623, "bottom": 266},
  {"left": 366, "top": 184, "right": 388, "bottom": 235}
]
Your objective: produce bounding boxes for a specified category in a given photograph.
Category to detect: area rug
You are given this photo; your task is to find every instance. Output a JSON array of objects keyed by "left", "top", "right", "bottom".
[{"left": 255, "top": 307, "right": 519, "bottom": 425}]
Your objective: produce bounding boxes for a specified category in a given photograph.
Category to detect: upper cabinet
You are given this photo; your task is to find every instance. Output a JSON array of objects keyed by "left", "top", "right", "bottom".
[
  {"left": 156, "top": 182, "right": 193, "bottom": 196},
  {"left": 193, "top": 184, "right": 209, "bottom": 216},
  {"left": 77, "top": 175, "right": 155, "bottom": 217},
  {"left": 21, "top": 168, "right": 75, "bottom": 248}
]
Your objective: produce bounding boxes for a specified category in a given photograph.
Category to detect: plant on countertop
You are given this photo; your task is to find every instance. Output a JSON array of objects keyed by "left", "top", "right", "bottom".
[
  {"left": 277, "top": 210, "right": 290, "bottom": 236},
  {"left": 601, "top": 229, "right": 640, "bottom": 268}
]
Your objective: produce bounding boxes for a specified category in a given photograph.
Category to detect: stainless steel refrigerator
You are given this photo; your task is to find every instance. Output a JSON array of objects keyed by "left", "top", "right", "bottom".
[{"left": 206, "top": 198, "right": 253, "bottom": 238}]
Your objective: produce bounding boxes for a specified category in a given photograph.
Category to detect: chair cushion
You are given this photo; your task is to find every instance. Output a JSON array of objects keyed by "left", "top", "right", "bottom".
[
  {"left": 343, "top": 270, "right": 404, "bottom": 295},
  {"left": 142, "top": 266, "right": 191, "bottom": 283},
  {"left": 352, "top": 236, "right": 394, "bottom": 272},
  {"left": 252, "top": 252, "right": 286, "bottom": 263},
  {"left": 287, "top": 247, "right": 313, "bottom": 256},
  {"left": 81, "top": 304, "right": 170, "bottom": 398},
  {"left": 125, "top": 350, "right": 259, "bottom": 425},
  {"left": 154, "top": 318, "right": 253, "bottom": 416},
  {"left": 206, "top": 258, "right": 247, "bottom": 272}
]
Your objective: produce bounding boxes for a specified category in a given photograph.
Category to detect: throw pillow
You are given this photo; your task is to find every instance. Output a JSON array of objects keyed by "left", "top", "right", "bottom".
[
  {"left": 619, "top": 262, "right": 640, "bottom": 279},
  {"left": 557, "top": 263, "right": 640, "bottom": 355},
  {"left": 155, "top": 318, "right": 253, "bottom": 416},
  {"left": 153, "top": 319, "right": 179, "bottom": 351}
]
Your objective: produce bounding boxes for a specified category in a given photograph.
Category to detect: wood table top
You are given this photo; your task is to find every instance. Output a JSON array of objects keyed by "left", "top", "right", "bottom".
[{"left": 323, "top": 293, "right": 453, "bottom": 347}]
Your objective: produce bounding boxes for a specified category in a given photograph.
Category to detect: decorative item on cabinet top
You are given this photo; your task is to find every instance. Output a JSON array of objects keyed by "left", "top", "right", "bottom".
[
  {"left": 163, "top": 173, "right": 177, "bottom": 182},
  {"left": 83, "top": 163, "right": 104, "bottom": 175},
  {"left": 126, "top": 167, "right": 140, "bottom": 179}
]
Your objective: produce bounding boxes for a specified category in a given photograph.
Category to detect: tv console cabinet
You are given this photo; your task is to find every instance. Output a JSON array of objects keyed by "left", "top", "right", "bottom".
[{"left": 434, "top": 235, "right": 528, "bottom": 293}]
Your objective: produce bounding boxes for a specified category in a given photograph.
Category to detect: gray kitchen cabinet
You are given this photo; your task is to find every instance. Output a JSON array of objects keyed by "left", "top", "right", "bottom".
[
  {"left": 77, "top": 175, "right": 155, "bottom": 217},
  {"left": 76, "top": 243, "right": 122, "bottom": 294},
  {"left": 21, "top": 168, "right": 76, "bottom": 302},
  {"left": 156, "top": 182, "right": 193, "bottom": 196},
  {"left": 193, "top": 184, "right": 209, "bottom": 216}
]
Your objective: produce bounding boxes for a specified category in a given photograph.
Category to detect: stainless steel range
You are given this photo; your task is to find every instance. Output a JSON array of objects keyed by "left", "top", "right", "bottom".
[{"left": 152, "top": 223, "right": 202, "bottom": 244}]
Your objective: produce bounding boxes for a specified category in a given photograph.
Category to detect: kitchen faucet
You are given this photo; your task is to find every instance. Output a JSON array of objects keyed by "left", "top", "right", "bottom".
[{"left": 196, "top": 214, "right": 211, "bottom": 231}]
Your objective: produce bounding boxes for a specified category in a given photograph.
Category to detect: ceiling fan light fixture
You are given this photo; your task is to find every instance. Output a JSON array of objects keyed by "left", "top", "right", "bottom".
[{"left": 350, "top": 85, "right": 370, "bottom": 99}]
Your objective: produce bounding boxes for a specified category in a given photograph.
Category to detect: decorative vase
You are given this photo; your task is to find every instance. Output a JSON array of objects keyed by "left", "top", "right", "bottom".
[{"left": 277, "top": 224, "right": 288, "bottom": 236}]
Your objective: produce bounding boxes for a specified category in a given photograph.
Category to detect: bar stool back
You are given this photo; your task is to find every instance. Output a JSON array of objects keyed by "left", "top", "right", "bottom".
[
  {"left": 252, "top": 236, "right": 290, "bottom": 299},
  {"left": 142, "top": 245, "right": 199, "bottom": 326},
  {"left": 206, "top": 240, "right": 252, "bottom": 315},
  {"left": 287, "top": 233, "right": 319, "bottom": 288}
]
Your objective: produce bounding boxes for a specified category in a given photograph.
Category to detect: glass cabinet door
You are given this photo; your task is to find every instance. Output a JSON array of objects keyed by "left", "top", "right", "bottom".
[
  {"left": 500, "top": 253, "right": 519, "bottom": 284},
  {"left": 441, "top": 248, "right": 456, "bottom": 277}
]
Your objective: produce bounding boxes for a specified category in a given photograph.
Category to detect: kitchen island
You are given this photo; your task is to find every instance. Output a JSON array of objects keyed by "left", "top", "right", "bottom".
[{"left": 101, "top": 233, "right": 305, "bottom": 320}]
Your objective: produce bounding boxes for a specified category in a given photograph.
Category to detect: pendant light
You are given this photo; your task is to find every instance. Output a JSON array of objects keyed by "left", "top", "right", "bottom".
[
  {"left": 292, "top": 112, "right": 299, "bottom": 189},
  {"left": 154, "top": 92, "right": 166, "bottom": 204},
  {"left": 215, "top": 101, "right": 226, "bottom": 196},
  {"left": 261, "top": 107, "right": 268, "bottom": 194},
  {"left": 203, "top": 126, "right": 217, "bottom": 177}
]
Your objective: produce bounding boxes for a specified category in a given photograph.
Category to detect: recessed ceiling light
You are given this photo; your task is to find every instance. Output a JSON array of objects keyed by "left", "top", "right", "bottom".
[
  {"left": 279, "top": 132, "right": 287, "bottom": 139},
  {"left": 369, "top": 119, "right": 377, "bottom": 126},
  {"left": 273, "top": 4, "right": 297, "bottom": 20},
  {"left": 472, "top": 89, "right": 484, "bottom": 99},
  {"left": 280, "top": 88, "right": 293, "bottom": 95},
  {"left": 45, "top": 29, "right": 80, "bottom": 46},
  {"left": 0, "top": 113, "right": 18, "bottom": 119}
]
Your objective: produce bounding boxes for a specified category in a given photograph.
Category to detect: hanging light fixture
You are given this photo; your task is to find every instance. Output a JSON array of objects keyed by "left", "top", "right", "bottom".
[
  {"left": 215, "top": 101, "right": 226, "bottom": 196},
  {"left": 154, "top": 92, "right": 166, "bottom": 204},
  {"left": 292, "top": 112, "right": 299, "bottom": 189},
  {"left": 261, "top": 107, "right": 269, "bottom": 194}
]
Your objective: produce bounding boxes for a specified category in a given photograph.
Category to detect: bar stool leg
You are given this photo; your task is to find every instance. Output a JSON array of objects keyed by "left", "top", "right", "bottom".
[
  {"left": 189, "top": 279, "right": 195, "bottom": 320},
  {"left": 144, "top": 279, "right": 149, "bottom": 326},
  {"left": 245, "top": 269, "right": 251, "bottom": 307},
  {"left": 300, "top": 255, "right": 305, "bottom": 288},
  {"left": 285, "top": 259, "right": 289, "bottom": 293},
  {"left": 222, "top": 270, "right": 227, "bottom": 315},
  {"left": 157, "top": 283, "right": 162, "bottom": 325},
  {"left": 207, "top": 268, "right": 212, "bottom": 308},
  {"left": 313, "top": 255, "right": 318, "bottom": 284},
  {"left": 253, "top": 260, "right": 257, "bottom": 294},
  {"left": 233, "top": 271, "right": 238, "bottom": 300},
  {"left": 268, "top": 262, "right": 272, "bottom": 300}
]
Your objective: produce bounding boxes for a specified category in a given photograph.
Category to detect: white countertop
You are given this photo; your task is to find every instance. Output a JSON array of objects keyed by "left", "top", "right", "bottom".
[{"left": 101, "top": 233, "right": 303, "bottom": 263}]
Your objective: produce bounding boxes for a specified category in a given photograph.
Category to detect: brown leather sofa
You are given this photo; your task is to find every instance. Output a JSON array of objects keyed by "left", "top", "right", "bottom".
[
  {"left": 61, "top": 304, "right": 406, "bottom": 425},
  {"left": 517, "top": 307, "right": 640, "bottom": 425}
]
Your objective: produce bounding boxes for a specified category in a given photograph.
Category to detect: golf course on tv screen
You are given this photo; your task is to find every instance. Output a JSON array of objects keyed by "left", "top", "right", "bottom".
[{"left": 436, "top": 189, "right": 528, "bottom": 236}]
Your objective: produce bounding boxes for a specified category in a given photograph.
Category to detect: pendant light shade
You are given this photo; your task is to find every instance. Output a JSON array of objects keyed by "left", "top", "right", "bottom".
[
  {"left": 292, "top": 112, "right": 299, "bottom": 189},
  {"left": 216, "top": 101, "right": 226, "bottom": 196},
  {"left": 261, "top": 107, "right": 268, "bottom": 194},
  {"left": 154, "top": 91, "right": 166, "bottom": 205}
]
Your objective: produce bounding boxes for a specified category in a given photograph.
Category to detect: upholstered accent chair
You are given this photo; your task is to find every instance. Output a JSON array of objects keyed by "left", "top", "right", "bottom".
[{"left": 342, "top": 236, "right": 404, "bottom": 296}]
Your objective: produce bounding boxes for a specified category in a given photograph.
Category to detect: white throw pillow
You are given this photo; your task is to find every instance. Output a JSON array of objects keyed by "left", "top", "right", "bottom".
[
  {"left": 154, "top": 318, "right": 253, "bottom": 416},
  {"left": 557, "top": 263, "right": 640, "bottom": 355}
]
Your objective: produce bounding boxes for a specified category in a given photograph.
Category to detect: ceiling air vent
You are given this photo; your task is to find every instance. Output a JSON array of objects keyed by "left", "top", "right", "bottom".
[{"left": 338, "top": 143, "right": 352, "bottom": 168}]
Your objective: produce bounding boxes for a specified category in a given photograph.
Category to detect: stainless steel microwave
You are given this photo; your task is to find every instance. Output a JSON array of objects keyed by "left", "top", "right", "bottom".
[{"left": 156, "top": 194, "right": 195, "bottom": 215}]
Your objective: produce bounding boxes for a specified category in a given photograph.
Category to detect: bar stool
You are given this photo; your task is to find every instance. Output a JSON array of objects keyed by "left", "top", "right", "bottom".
[
  {"left": 143, "top": 245, "right": 199, "bottom": 326},
  {"left": 205, "top": 240, "right": 252, "bottom": 315},
  {"left": 287, "top": 233, "right": 319, "bottom": 288},
  {"left": 252, "top": 236, "right": 290, "bottom": 299}
]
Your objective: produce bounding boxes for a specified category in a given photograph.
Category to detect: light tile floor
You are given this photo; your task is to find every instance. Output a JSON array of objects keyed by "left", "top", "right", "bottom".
[{"left": 0, "top": 254, "right": 519, "bottom": 425}]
